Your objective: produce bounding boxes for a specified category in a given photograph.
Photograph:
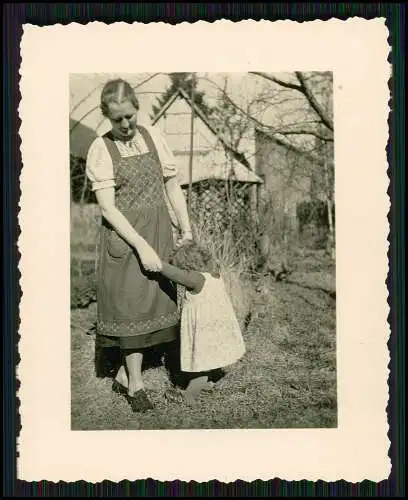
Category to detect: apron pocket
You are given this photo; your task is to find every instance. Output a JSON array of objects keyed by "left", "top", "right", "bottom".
[{"left": 107, "top": 231, "right": 130, "bottom": 259}]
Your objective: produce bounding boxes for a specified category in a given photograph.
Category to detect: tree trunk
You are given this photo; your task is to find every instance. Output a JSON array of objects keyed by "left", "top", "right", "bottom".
[
  {"left": 188, "top": 72, "right": 196, "bottom": 214},
  {"left": 324, "top": 159, "right": 335, "bottom": 259}
]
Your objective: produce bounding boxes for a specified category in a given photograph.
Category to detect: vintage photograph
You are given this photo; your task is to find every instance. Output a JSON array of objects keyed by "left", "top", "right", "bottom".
[{"left": 70, "top": 71, "right": 336, "bottom": 431}]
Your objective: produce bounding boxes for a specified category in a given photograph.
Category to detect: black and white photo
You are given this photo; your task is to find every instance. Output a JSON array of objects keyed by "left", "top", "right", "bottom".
[{"left": 70, "top": 71, "right": 337, "bottom": 430}]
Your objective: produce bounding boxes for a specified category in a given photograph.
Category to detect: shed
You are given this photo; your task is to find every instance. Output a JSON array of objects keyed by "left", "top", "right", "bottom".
[{"left": 255, "top": 126, "right": 332, "bottom": 245}]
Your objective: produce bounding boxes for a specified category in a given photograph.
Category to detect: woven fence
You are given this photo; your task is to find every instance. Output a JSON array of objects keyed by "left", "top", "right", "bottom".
[{"left": 182, "top": 179, "right": 254, "bottom": 237}]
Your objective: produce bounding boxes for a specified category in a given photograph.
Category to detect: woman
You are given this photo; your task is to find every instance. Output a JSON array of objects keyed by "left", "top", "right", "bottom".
[{"left": 86, "top": 78, "right": 192, "bottom": 412}]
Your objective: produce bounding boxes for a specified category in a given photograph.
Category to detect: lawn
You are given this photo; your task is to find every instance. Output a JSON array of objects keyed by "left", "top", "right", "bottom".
[{"left": 70, "top": 250, "right": 337, "bottom": 430}]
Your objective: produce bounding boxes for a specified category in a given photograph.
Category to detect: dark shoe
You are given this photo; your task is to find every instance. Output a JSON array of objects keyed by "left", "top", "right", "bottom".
[
  {"left": 112, "top": 379, "right": 128, "bottom": 395},
  {"left": 127, "top": 389, "right": 154, "bottom": 413}
]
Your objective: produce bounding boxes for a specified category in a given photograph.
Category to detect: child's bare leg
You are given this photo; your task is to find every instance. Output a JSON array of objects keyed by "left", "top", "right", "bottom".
[
  {"left": 165, "top": 372, "right": 215, "bottom": 405},
  {"left": 184, "top": 375, "right": 209, "bottom": 405}
]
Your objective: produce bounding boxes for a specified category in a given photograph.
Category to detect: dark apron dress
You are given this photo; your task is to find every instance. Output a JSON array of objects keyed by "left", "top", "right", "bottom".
[{"left": 95, "top": 125, "right": 179, "bottom": 351}]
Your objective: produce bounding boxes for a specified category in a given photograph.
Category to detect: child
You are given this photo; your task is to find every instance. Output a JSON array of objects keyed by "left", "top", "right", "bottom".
[{"left": 159, "top": 241, "right": 246, "bottom": 405}]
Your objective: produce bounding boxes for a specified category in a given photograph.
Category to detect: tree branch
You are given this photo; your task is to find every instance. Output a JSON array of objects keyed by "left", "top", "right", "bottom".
[
  {"left": 197, "top": 76, "right": 329, "bottom": 164},
  {"left": 249, "top": 71, "right": 334, "bottom": 132},
  {"left": 249, "top": 72, "right": 302, "bottom": 91},
  {"left": 278, "top": 129, "right": 333, "bottom": 142},
  {"left": 295, "top": 72, "right": 334, "bottom": 131}
]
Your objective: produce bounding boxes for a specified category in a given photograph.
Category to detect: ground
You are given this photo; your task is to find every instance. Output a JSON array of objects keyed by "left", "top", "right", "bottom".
[{"left": 71, "top": 252, "right": 337, "bottom": 430}]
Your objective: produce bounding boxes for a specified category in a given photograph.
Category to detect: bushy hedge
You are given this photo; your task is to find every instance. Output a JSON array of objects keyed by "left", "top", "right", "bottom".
[
  {"left": 71, "top": 270, "right": 97, "bottom": 309},
  {"left": 71, "top": 155, "right": 96, "bottom": 204},
  {"left": 297, "top": 199, "right": 335, "bottom": 232}
]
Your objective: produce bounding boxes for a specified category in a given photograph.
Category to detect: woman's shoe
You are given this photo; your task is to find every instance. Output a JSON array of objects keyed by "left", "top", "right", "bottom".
[{"left": 127, "top": 389, "right": 154, "bottom": 413}]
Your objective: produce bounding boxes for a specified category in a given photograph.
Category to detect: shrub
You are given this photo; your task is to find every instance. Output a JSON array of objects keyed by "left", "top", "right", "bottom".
[
  {"left": 191, "top": 215, "right": 254, "bottom": 329},
  {"left": 70, "top": 203, "right": 101, "bottom": 249},
  {"left": 221, "top": 267, "right": 253, "bottom": 331},
  {"left": 297, "top": 199, "right": 335, "bottom": 233},
  {"left": 71, "top": 273, "right": 97, "bottom": 309},
  {"left": 70, "top": 155, "right": 97, "bottom": 204}
]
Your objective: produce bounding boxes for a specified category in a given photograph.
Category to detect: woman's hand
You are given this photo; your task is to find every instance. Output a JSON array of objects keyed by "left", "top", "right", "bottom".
[
  {"left": 175, "top": 230, "right": 193, "bottom": 249},
  {"left": 164, "top": 178, "right": 193, "bottom": 249},
  {"left": 95, "top": 189, "right": 162, "bottom": 272},
  {"left": 137, "top": 240, "right": 163, "bottom": 272}
]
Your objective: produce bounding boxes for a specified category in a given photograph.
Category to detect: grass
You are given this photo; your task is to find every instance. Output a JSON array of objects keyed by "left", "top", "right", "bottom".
[{"left": 70, "top": 250, "right": 337, "bottom": 430}]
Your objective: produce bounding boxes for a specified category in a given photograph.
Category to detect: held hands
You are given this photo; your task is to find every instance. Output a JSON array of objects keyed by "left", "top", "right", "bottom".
[
  {"left": 137, "top": 240, "right": 162, "bottom": 273},
  {"left": 136, "top": 230, "right": 192, "bottom": 273}
]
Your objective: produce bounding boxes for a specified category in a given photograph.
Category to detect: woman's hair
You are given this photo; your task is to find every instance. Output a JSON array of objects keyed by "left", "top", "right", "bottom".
[
  {"left": 100, "top": 79, "right": 140, "bottom": 117},
  {"left": 170, "top": 241, "right": 214, "bottom": 272}
]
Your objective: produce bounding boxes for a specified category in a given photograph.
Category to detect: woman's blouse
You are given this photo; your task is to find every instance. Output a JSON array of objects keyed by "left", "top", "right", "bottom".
[{"left": 86, "top": 124, "right": 178, "bottom": 192}]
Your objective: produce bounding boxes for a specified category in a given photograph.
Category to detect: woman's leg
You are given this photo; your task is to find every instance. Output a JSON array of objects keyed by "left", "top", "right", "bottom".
[
  {"left": 115, "top": 364, "right": 128, "bottom": 387},
  {"left": 122, "top": 349, "right": 154, "bottom": 412},
  {"left": 123, "top": 350, "right": 144, "bottom": 395}
]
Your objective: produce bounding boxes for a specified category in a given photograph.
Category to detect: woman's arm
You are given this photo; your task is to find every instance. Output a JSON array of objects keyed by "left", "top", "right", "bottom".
[
  {"left": 161, "top": 262, "right": 205, "bottom": 294},
  {"left": 95, "top": 187, "right": 162, "bottom": 272},
  {"left": 147, "top": 125, "right": 193, "bottom": 246},
  {"left": 164, "top": 177, "right": 193, "bottom": 245}
]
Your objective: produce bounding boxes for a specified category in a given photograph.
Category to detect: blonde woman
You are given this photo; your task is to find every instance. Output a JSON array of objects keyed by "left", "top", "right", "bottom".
[{"left": 86, "top": 79, "right": 192, "bottom": 412}]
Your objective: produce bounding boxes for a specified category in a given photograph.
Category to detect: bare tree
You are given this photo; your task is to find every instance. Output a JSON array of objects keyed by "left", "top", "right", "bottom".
[
  {"left": 250, "top": 72, "right": 333, "bottom": 131},
  {"left": 196, "top": 71, "right": 335, "bottom": 264},
  {"left": 313, "top": 80, "right": 335, "bottom": 258},
  {"left": 197, "top": 72, "right": 333, "bottom": 163},
  {"left": 208, "top": 75, "right": 261, "bottom": 228},
  {"left": 211, "top": 76, "right": 254, "bottom": 151},
  {"left": 257, "top": 72, "right": 335, "bottom": 259}
]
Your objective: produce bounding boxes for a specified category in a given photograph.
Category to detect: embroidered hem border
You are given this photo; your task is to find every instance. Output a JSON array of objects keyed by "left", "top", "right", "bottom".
[{"left": 97, "top": 311, "right": 180, "bottom": 336}]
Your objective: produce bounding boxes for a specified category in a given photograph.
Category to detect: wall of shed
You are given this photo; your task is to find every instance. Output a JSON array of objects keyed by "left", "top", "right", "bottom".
[{"left": 255, "top": 129, "right": 326, "bottom": 245}]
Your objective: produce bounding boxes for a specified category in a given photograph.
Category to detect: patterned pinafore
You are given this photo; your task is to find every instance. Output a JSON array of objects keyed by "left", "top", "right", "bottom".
[{"left": 96, "top": 125, "right": 179, "bottom": 350}]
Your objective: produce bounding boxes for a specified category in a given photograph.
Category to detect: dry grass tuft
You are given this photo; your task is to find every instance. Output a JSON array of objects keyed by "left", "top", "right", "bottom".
[
  {"left": 221, "top": 267, "right": 253, "bottom": 331},
  {"left": 190, "top": 218, "right": 255, "bottom": 329}
]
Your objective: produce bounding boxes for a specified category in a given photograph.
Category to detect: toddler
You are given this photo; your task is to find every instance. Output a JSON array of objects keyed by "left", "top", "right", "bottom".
[{"left": 160, "top": 241, "right": 246, "bottom": 405}]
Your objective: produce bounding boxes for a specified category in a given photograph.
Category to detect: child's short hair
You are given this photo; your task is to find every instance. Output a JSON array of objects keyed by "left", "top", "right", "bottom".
[{"left": 170, "top": 241, "right": 213, "bottom": 272}]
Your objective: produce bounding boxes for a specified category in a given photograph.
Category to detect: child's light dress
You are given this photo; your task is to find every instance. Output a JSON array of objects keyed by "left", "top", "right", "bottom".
[{"left": 180, "top": 272, "right": 246, "bottom": 372}]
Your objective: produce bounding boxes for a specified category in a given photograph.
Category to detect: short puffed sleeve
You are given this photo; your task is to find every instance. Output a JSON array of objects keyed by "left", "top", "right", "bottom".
[
  {"left": 86, "top": 138, "right": 115, "bottom": 191},
  {"left": 145, "top": 126, "right": 179, "bottom": 179}
]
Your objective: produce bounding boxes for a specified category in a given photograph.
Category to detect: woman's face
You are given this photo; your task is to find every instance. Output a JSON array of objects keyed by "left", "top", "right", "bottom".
[{"left": 107, "top": 100, "right": 138, "bottom": 141}]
